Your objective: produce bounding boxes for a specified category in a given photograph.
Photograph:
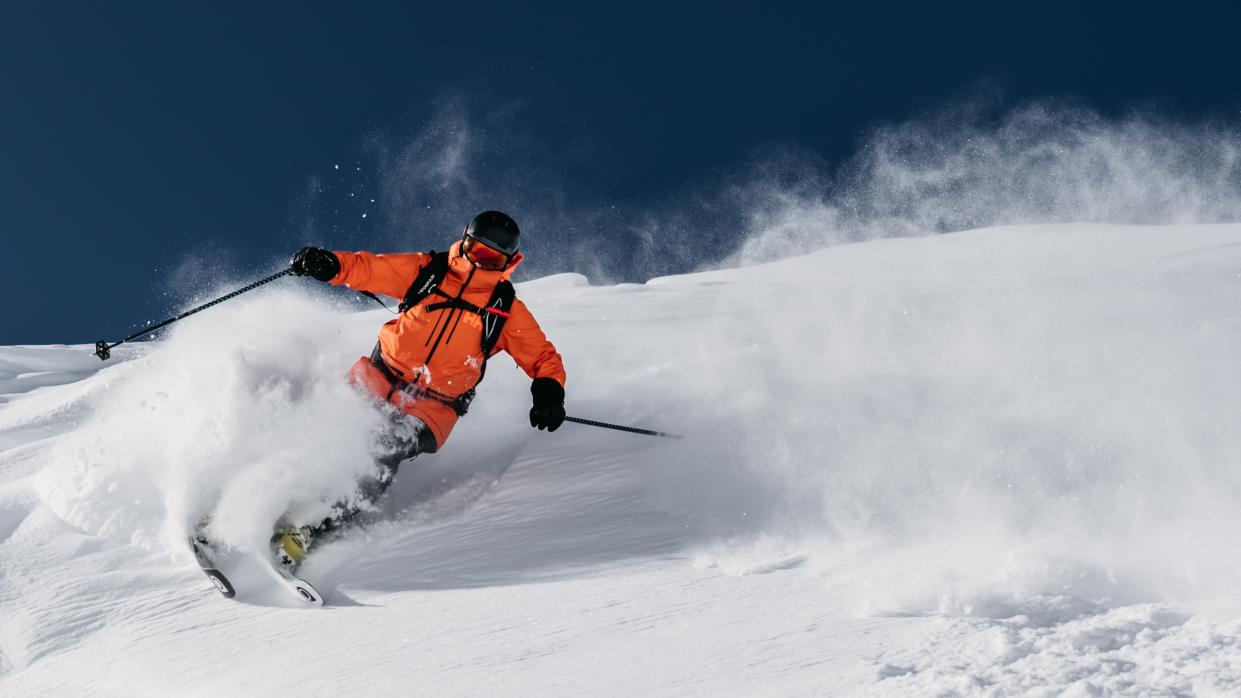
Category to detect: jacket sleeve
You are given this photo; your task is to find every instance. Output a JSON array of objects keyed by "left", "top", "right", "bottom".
[
  {"left": 496, "top": 298, "right": 566, "bottom": 387},
  {"left": 330, "top": 251, "right": 430, "bottom": 300}
]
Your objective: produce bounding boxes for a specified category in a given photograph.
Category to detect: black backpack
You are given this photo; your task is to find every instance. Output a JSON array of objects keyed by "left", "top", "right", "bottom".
[
  {"left": 359, "top": 250, "right": 518, "bottom": 417},
  {"left": 396, "top": 250, "right": 516, "bottom": 358}
]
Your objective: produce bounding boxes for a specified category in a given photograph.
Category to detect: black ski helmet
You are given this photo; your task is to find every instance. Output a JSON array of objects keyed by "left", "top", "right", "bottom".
[{"left": 463, "top": 210, "right": 520, "bottom": 255}]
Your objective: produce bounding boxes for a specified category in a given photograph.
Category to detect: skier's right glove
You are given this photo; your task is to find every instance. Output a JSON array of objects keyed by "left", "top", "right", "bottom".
[
  {"left": 529, "top": 377, "right": 566, "bottom": 432},
  {"left": 290, "top": 247, "right": 341, "bottom": 282}
]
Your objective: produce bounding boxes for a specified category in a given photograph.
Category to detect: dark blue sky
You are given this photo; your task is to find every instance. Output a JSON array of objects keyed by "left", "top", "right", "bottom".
[{"left": 3, "top": 2, "right": 1240, "bottom": 345}]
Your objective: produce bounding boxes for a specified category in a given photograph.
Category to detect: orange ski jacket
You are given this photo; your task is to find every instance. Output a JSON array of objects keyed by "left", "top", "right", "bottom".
[{"left": 331, "top": 241, "right": 566, "bottom": 449}]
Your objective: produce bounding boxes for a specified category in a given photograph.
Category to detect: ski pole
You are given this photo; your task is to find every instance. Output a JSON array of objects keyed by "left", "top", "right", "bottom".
[
  {"left": 564, "top": 415, "right": 682, "bottom": 439},
  {"left": 93, "top": 268, "right": 294, "bottom": 360}
]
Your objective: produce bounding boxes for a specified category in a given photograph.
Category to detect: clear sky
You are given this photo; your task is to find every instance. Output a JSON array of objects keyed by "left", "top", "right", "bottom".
[{"left": 3, "top": 1, "right": 1240, "bottom": 345}]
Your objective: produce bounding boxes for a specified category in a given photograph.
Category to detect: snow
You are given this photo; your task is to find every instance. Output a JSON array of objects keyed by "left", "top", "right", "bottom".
[{"left": 3, "top": 223, "right": 1241, "bottom": 695}]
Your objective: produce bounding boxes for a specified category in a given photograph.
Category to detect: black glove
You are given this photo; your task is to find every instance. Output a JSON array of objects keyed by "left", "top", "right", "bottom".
[
  {"left": 529, "top": 377, "right": 566, "bottom": 432},
  {"left": 290, "top": 247, "right": 341, "bottom": 281}
]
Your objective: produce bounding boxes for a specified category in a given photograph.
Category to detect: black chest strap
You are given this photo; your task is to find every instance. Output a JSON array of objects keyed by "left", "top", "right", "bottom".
[{"left": 422, "top": 282, "right": 516, "bottom": 357}]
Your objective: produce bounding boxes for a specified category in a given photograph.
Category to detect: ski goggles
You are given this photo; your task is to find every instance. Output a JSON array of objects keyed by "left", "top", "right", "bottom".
[{"left": 462, "top": 234, "right": 513, "bottom": 270}]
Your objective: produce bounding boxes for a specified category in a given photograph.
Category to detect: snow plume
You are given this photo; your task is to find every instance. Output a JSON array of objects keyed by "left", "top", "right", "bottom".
[
  {"left": 312, "top": 94, "right": 699, "bottom": 284},
  {"left": 637, "top": 224, "right": 1241, "bottom": 615},
  {"left": 726, "top": 98, "right": 1241, "bottom": 265},
  {"left": 34, "top": 289, "right": 385, "bottom": 555},
  {"left": 359, "top": 95, "right": 628, "bottom": 282},
  {"left": 371, "top": 95, "right": 480, "bottom": 228},
  {"left": 319, "top": 94, "right": 1241, "bottom": 285}
]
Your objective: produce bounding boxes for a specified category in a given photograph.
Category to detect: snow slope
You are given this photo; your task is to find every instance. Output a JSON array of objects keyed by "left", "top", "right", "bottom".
[{"left": 3, "top": 223, "right": 1241, "bottom": 695}]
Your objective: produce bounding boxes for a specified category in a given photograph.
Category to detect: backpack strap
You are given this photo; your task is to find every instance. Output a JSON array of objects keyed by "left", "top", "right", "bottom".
[
  {"left": 366, "top": 261, "right": 519, "bottom": 417},
  {"left": 421, "top": 279, "right": 514, "bottom": 353},
  {"left": 398, "top": 250, "right": 450, "bottom": 313},
  {"left": 461, "top": 279, "right": 516, "bottom": 399},
  {"left": 480, "top": 280, "right": 516, "bottom": 357}
]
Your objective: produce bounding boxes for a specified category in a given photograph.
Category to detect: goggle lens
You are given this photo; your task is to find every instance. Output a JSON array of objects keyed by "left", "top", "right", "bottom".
[{"left": 463, "top": 236, "right": 509, "bottom": 270}]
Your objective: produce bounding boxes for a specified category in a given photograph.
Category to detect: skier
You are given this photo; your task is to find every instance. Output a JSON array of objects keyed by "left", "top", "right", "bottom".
[{"left": 278, "top": 211, "right": 567, "bottom": 563}]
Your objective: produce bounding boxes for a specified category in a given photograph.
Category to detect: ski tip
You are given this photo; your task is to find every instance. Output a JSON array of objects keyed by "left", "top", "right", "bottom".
[
  {"left": 208, "top": 570, "right": 238, "bottom": 598},
  {"left": 292, "top": 581, "right": 325, "bottom": 606},
  {"left": 272, "top": 563, "right": 326, "bottom": 606},
  {"left": 187, "top": 535, "right": 238, "bottom": 599}
]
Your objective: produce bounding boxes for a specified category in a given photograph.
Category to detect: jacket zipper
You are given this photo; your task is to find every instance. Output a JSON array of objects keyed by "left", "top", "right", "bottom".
[{"left": 412, "top": 264, "right": 477, "bottom": 383}]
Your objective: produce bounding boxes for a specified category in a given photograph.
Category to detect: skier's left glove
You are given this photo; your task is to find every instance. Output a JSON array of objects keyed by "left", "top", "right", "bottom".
[
  {"left": 529, "top": 377, "right": 566, "bottom": 432},
  {"left": 290, "top": 247, "right": 341, "bottom": 282}
]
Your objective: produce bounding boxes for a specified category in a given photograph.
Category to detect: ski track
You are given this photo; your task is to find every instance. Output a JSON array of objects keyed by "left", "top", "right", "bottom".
[{"left": 3, "top": 225, "right": 1241, "bottom": 695}]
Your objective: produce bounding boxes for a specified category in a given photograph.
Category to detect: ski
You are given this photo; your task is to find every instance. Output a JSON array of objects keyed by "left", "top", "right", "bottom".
[
  {"left": 188, "top": 533, "right": 324, "bottom": 606},
  {"left": 271, "top": 526, "right": 326, "bottom": 605},
  {"left": 187, "top": 535, "right": 236, "bottom": 599},
  {"left": 269, "top": 561, "right": 325, "bottom": 606}
]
